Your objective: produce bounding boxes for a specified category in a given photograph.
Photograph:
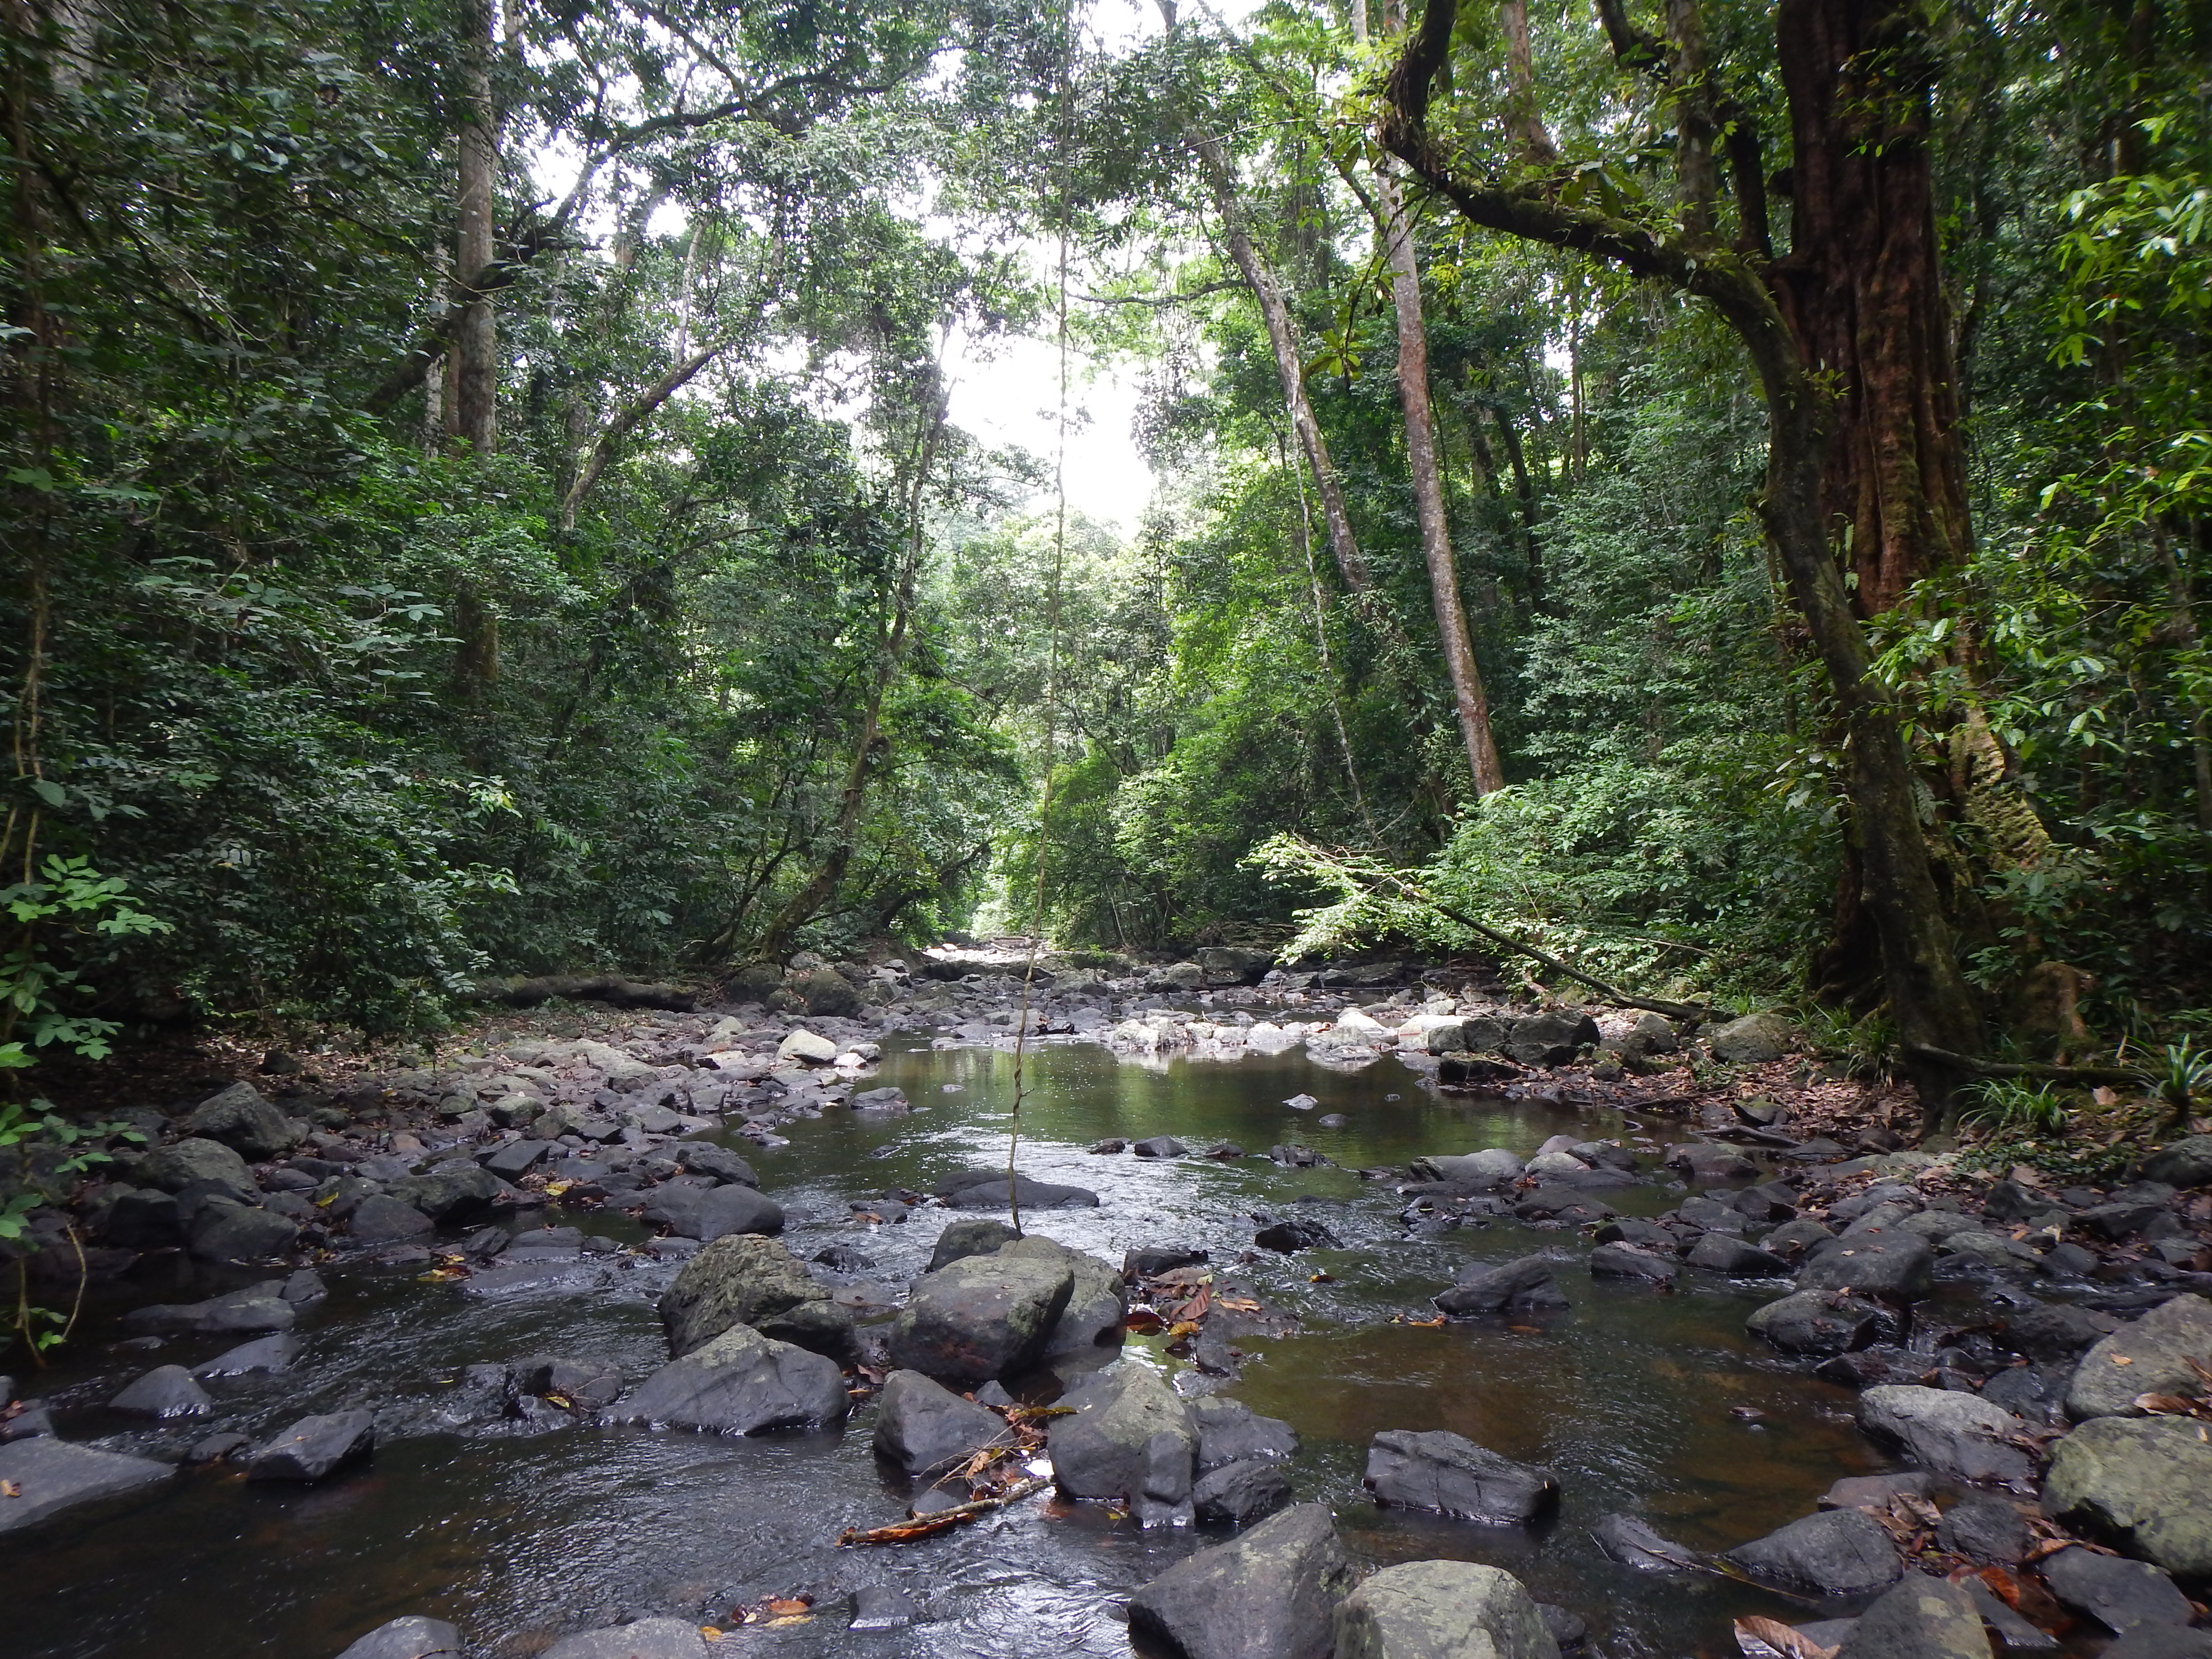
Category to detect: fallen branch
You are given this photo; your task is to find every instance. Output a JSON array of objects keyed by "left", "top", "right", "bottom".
[
  {"left": 835, "top": 1476, "right": 1050, "bottom": 1545},
  {"left": 1406, "top": 889, "right": 1717, "bottom": 1022},
  {"left": 1905, "top": 1045, "right": 2144, "bottom": 1087}
]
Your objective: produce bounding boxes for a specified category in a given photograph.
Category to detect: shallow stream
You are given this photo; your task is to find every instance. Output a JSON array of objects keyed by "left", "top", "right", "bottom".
[{"left": 8, "top": 1034, "right": 1901, "bottom": 1659}]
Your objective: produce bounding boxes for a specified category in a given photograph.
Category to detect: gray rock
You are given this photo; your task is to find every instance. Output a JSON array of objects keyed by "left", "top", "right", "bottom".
[
  {"left": 889, "top": 1250, "right": 1074, "bottom": 1382},
  {"left": 1193, "top": 1458, "right": 1293, "bottom": 1526},
  {"left": 1333, "top": 1560, "right": 1560, "bottom": 1659},
  {"left": 1590, "top": 1513, "right": 1704, "bottom": 1571},
  {"left": 0, "top": 1436, "right": 172, "bottom": 1532},
  {"left": 641, "top": 1183, "right": 783, "bottom": 1240},
  {"left": 92, "top": 1187, "right": 183, "bottom": 1249},
  {"left": 1834, "top": 1576, "right": 1990, "bottom": 1659},
  {"left": 928, "top": 1219, "right": 1018, "bottom": 1271},
  {"left": 1748, "top": 1290, "right": 1894, "bottom": 1357},
  {"left": 848, "top": 1585, "right": 922, "bottom": 1631},
  {"left": 937, "top": 1172, "right": 1099, "bottom": 1210},
  {"left": 1134, "top": 1135, "right": 1188, "bottom": 1158},
  {"left": 1434, "top": 1255, "right": 1568, "bottom": 1317},
  {"left": 348, "top": 1193, "right": 435, "bottom": 1245},
  {"left": 1503, "top": 1012, "right": 1600, "bottom": 1067},
  {"left": 676, "top": 1143, "right": 758, "bottom": 1186},
  {"left": 2102, "top": 1633, "right": 2212, "bottom": 1659},
  {"left": 480, "top": 1139, "right": 550, "bottom": 1179},
  {"left": 541, "top": 1619, "right": 710, "bottom": 1659},
  {"left": 1048, "top": 1364, "right": 1198, "bottom": 1524},
  {"left": 2043, "top": 1415, "right": 2212, "bottom": 1579},
  {"left": 615, "top": 1322, "right": 847, "bottom": 1434},
  {"left": 1822, "top": 1472, "right": 1931, "bottom": 1510},
  {"left": 1588, "top": 1243, "right": 1679, "bottom": 1283},
  {"left": 1687, "top": 1234, "right": 1794, "bottom": 1275},
  {"left": 658, "top": 1235, "right": 852, "bottom": 1360},
  {"left": 1762, "top": 1218, "right": 1836, "bottom": 1257},
  {"left": 194, "top": 1333, "right": 297, "bottom": 1377},
  {"left": 871, "top": 1369, "right": 1009, "bottom": 1476},
  {"left": 2064, "top": 1294, "right": 2212, "bottom": 1418},
  {"left": 1935, "top": 1494, "right": 2029, "bottom": 1564},
  {"left": 391, "top": 1163, "right": 503, "bottom": 1224},
  {"left": 1126, "top": 1502, "right": 1356, "bottom": 1659},
  {"left": 1960, "top": 1576, "right": 2058, "bottom": 1651},
  {"left": 138, "top": 1137, "right": 256, "bottom": 1199},
  {"left": 248, "top": 1409, "right": 376, "bottom": 1481},
  {"left": 1198, "top": 946, "right": 1273, "bottom": 986},
  {"left": 121, "top": 1286, "right": 296, "bottom": 1336},
  {"left": 1857, "top": 1386, "right": 2034, "bottom": 1485},
  {"left": 1668, "top": 1143, "right": 1759, "bottom": 1181},
  {"left": 184, "top": 1082, "right": 301, "bottom": 1161},
  {"left": 1192, "top": 1396, "right": 1299, "bottom": 1470},
  {"left": 1709, "top": 1012, "right": 1794, "bottom": 1064},
  {"left": 1995, "top": 1301, "right": 2109, "bottom": 1361},
  {"left": 1799, "top": 1232, "right": 1936, "bottom": 1301},
  {"left": 2038, "top": 1547, "right": 2194, "bottom": 1633},
  {"left": 2139, "top": 1135, "right": 2212, "bottom": 1189},
  {"left": 1362, "top": 1429, "right": 1558, "bottom": 1524},
  {"left": 333, "top": 1616, "right": 465, "bottom": 1659},
  {"left": 999, "top": 1235, "right": 1125, "bottom": 1356},
  {"left": 1411, "top": 1150, "right": 1525, "bottom": 1190},
  {"left": 1724, "top": 1507, "right": 1903, "bottom": 1596},
  {"left": 109, "top": 1364, "right": 211, "bottom": 1417},
  {"left": 187, "top": 1200, "right": 299, "bottom": 1263},
  {"left": 508, "top": 1355, "right": 625, "bottom": 1412}
]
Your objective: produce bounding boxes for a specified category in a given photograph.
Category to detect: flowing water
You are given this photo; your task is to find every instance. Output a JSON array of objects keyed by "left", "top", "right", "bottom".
[{"left": 6, "top": 1034, "right": 1901, "bottom": 1659}]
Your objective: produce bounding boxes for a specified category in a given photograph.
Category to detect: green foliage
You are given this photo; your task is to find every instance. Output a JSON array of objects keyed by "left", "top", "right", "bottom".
[
  {"left": 2154, "top": 1038, "right": 2212, "bottom": 1128},
  {"left": 1961, "top": 1079, "right": 2071, "bottom": 1138}
]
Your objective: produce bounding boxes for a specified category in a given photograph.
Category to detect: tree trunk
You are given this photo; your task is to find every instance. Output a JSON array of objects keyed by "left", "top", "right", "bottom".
[
  {"left": 449, "top": 0, "right": 498, "bottom": 453},
  {"left": 1377, "top": 170, "right": 1506, "bottom": 794}
]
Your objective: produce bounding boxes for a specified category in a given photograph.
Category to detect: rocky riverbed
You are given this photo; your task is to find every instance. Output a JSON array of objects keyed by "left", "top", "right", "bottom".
[{"left": 6, "top": 950, "right": 2212, "bottom": 1659}]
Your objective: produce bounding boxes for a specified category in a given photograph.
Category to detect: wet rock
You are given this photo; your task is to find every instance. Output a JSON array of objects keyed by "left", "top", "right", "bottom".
[
  {"left": 333, "top": 1615, "right": 465, "bottom": 1659},
  {"left": 1199, "top": 946, "right": 1274, "bottom": 986},
  {"left": 1127, "top": 1245, "right": 1207, "bottom": 1279},
  {"left": 138, "top": 1137, "right": 257, "bottom": 1200},
  {"left": 92, "top": 1187, "right": 183, "bottom": 1249},
  {"left": 194, "top": 1333, "right": 297, "bottom": 1377},
  {"left": 1193, "top": 1458, "right": 1293, "bottom": 1525},
  {"left": 1747, "top": 1290, "right": 1894, "bottom": 1356},
  {"left": 659, "top": 1235, "right": 852, "bottom": 1360},
  {"left": 248, "top": 1409, "right": 377, "bottom": 1481},
  {"left": 1410, "top": 1150, "right": 1525, "bottom": 1190},
  {"left": 929, "top": 1220, "right": 1020, "bottom": 1271},
  {"left": 935, "top": 1170, "right": 1100, "bottom": 1210},
  {"left": 1799, "top": 1233, "right": 1936, "bottom": 1301},
  {"left": 392, "top": 1163, "right": 504, "bottom": 1224},
  {"left": 674, "top": 1143, "right": 757, "bottom": 1187},
  {"left": 1725, "top": 1507, "right": 1904, "bottom": 1596},
  {"left": 1588, "top": 1243, "right": 1679, "bottom": 1284},
  {"left": 1048, "top": 1363, "right": 1198, "bottom": 1524},
  {"left": 814, "top": 1244, "right": 877, "bottom": 1272},
  {"left": 1192, "top": 1396, "right": 1299, "bottom": 1470},
  {"left": 1255, "top": 1218, "right": 1341, "bottom": 1253},
  {"left": 848, "top": 1584, "right": 922, "bottom": 1632},
  {"left": 184, "top": 1082, "right": 302, "bottom": 1162},
  {"left": 1959, "top": 1577, "right": 2057, "bottom": 1652},
  {"left": 615, "top": 1322, "right": 848, "bottom": 1434},
  {"left": 1936, "top": 1494, "right": 2030, "bottom": 1564},
  {"left": 2102, "top": 1632, "right": 2212, "bottom": 1659},
  {"left": 109, "top": 1364, "right": 211, "bottom": 1417},
  {"left": 1503, "top": 1012, "right": 1600, "bottom": 1067},
  {"left": 1134, "top": 1136, "right": 1188, "bottom": 1158},
  {"left": 121, "top": 1285, "right": 296, "bottom": 1336},
  {"left": 188, "top": 1201, "right": 301, "bottom": 1263},
  {"left": 480, "top": 1140, "right": 550, "bottom": 1180},
  {"left": 871, "top": 1369, "right": 1010, "bottom": 1476},
  {"left": 889, "top": 1249, "right": 1074, "bottom": 1381},
  {"left": 1666, "top": 1143, "right": 1758, "bottom": 1182},
  {"left": 1362, "top": 1429, "right": 1558, "bottom": 1524},
  {"left": 777, "top": 1029, "right": 839, "bottom": 1064},
  {"left": 541, "top": 1619, "right": 710, "bottom": 1659},
  {"left": 0, "top": 1404, "right": 51, "bottom": 1442},
  {"left": 1333, "top": 1559, "right": 1559, "bottom": 1659},
  {"left": 642, "top": 1183, "right": 784, "bottom": 1241},
  {"left": 1834, "top": 1575, "right": 1990, "bottom": 1659},
  {"left": 1434, "top": 1255, "right": 1568, "bottom": 1317},
  {"left": 1091, "top": 1139, "right": 1128, "bottom": 1154},
  {"left": 0, "top": 1436, "right": 172, "bottom": 1533},
  {"left": 2064, "top": 1293, "right": 2212, "bottom": 1418},
  {"left": 348, "top": 1193, "right": 436, "bottom": 1246},
  {"left": 1126, "top": 1502, "right": 1356, "bottom": 1659},
  {"left": 1709, "top": 1013, "right": 1795, "bottom": 1064},
  {"left": 1857, "top": 1387, "right": 2033, "bottom": 1485},
  {"left": 2038, "top": 1546, "right": 2195, "bottom": 1632},
  {"left": 1536, "top": 1606, "right": 1587, "bottom": 1652},
  {"left": 1687, "top": 1234, "right": 1793, "bottom": 1275},
  {"left": 2042, "top": 1415, "right": 2212, "bottom": 1579},
  {"left": 2139, "top": 1136, "right": 2212, "bottom": 1189},
  {"left": 188, "top": 1431, "right": 248, "bottom": 1463},
  {"left": 1993, "top": 1301, "right": 2109, "bottom": 1362},
  {"left": 1000, "top": 1235, "right": 1126, "bottom": 1355},
  {"left": 507, "top": 1356, "right": 625, "bottom": 1412},
  {"left": 1590, "top": 1513, "right": 1704, "bottom": 1570}
]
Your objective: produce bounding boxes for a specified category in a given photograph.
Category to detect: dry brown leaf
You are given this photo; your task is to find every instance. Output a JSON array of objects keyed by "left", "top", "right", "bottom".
[
  {"left": 0, "top": 1479, "right": 20, "bottom": 1498},
  {"left": 1735, "top": 1614, "right": 1837, "bottom": 1659}
]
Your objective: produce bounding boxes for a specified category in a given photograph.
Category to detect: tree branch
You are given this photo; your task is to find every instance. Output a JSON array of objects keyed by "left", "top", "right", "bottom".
[{"left": 561, "top": 345, "right": 724, "bottom": 528}]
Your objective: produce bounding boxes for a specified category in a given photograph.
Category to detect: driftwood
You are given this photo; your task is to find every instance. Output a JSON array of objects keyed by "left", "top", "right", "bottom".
[
  {"left": 1906, "top": 1044, "right": 2145, "bottom": 1087},
  {"left": 835, "top": 1476, "right": 1051, "bottom": 1545},
  {"left": 475, "top": 974, "right": 697, "bottom": 1011}
]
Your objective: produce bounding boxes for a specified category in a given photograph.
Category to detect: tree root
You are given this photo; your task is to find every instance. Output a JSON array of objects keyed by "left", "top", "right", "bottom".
[{"left": 835, "top": 1476, "right": 1051, "bottom": 1545}]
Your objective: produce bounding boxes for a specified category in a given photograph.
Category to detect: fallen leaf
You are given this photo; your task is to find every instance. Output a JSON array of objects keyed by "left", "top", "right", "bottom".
[
  {"left": 2113, "top": 1355, "right": 2135, "bottom": 1365},
  {"left": 1735, "top": 1614, "right": 1836, "bottom": 1659},
  {"left": 699, "top": 1628, "right": 723, "bottom": 1643},
  {"left": 2132, "top": 1392, "right": 2203, "bottom": 1416},
  {"left": 1309, "top": 1272, "right": 1334, "bottom": 1283},
  {"left": 0, "top": 1480, "right": 20, "bottom": 1498}
]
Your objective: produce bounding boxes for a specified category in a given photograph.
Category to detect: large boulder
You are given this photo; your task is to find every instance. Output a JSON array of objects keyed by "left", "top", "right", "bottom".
[
  {"left": 2065, "top": 1295, "right": 2212, "bottom": 1419},
  {"left": 1687, "top": 1235, "right": 1793, "bottom": 1275},
  {"left": 1588, "top": 1244, "right": 1679, "bottom": 1284},
  {"left": 109, "top": 1365, "right": 211, "bottom": 1418},
  {"left": 1723, "top": 1508, "right": 1904, "bottom": 1596},
  {"left": 1748, "top": 1291, "right": 1894, "bottom": 1357},
  {"left": 888, "top": 1250, "right": 1074, "bottom": 1382},
  {"left": 248, "top": 1410, "right": 377, "bottom": 1481},
  {"left": 658, "top": 1235, "right": 853, "bottom": 1361},
  {"left": 333, "top": 1616, "right": 465, "bottom": 1659},
  {"left": 0, "top": 1436, "right": 171, "bottom": 1533},
  {"left": 184, "top": 1082, "right": 301, "bottom": 1161},
  {"left": 1709, "top": 1013, "right": 1795, "bottom": 1064},
  {"left": 1193, "top": 1459, "right": 1295, "bottom": 1526},
  {"left": 1410, "top": 1150, "right": 1524, "bottom": 1190},
  {"left": 791, "top": 967, "right": 861, "bottom": 1017},
  {"left": 999, "top": 1235, "right": 1126, "bottom": 1356},
  {"left": 928, "top": 1218, "right": 1017, "bottom": 1271},
  {"left": 1857, "top": 1387, "right": 2034, "bottom": 1486},
  {"left": 2139, "top": 1136, "right": 2212, "bottom": 1189},
  {"left": 2039, "top": 1547, "right": 2196, "bottom": 1633},
  {"left": 1502, "top": 1012, "right": 1600, "bottom": 1067},
  {"left": 541, "top": 1620, "right": 710, "bottom": 1659},
  {"left": 1798, "top": 1233, "right": 1935, "bottom": 1301},
  {"left": 641, "top": 1183, "right": 784, "bottom": 1241},
  {"left": 675, "top": 1143, "right": 758, "bottom": 1187},
  {"left": 1198, "top": 946, "right": 1273, "bottom": 986},
  {"left": 614, "top": 1323, "right": 847, "bottom": 1435},
  {"left": 187, "top": 1201, "right": 300, "bottom": 1264},
  {"left": 1048, "top": 1363, "right": 1199, "bottom": 1525},
  {"left": 936, "top": 1171, "right": 1100, "bottom": 1211},
  {"left": 137, "top": 1137, "right": 256, "bottom": 1200},
  {"left": 347, "top": 1193, "right": 435, "bottom": 1246},
  {"left": 391, "top": 1163, "right": 503, "bottom": 1224},
  {"left": 1126, "top": 1502, "right": 1356, "bottom": 1659},
  {"left": 871, "top": 1369, "right": 1010, "bottom": 1477},
  {"left": 1333, "top": 1560, "right": 1560, "bottom": 1659},
  {"left": 1434, "top": 1256, "right": 1568, "bottom": 1318},
  {"left": 1834, "top": 1576, "right": 1991, "bottom": 1659},
  {"left": 1192, "top": 1396, "right": 1299, "bottom": 1470},
  {"left": 92, "top": 1186, "right": 183, "bottom": 1248},
  {"left": 1362, "top": 1430, "right": 1558, "bottom": 1525},
  {"left": 121, "top": 1284, "right": 296, "bottom": 1336},
  {"left": 2042, "top": 1415, "right": 2212, "bottom": 1579}
]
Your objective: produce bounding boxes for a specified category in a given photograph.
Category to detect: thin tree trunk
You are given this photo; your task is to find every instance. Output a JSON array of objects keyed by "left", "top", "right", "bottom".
[{"left": 450, "top": 0, "right": 498, "bottom": 453}]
